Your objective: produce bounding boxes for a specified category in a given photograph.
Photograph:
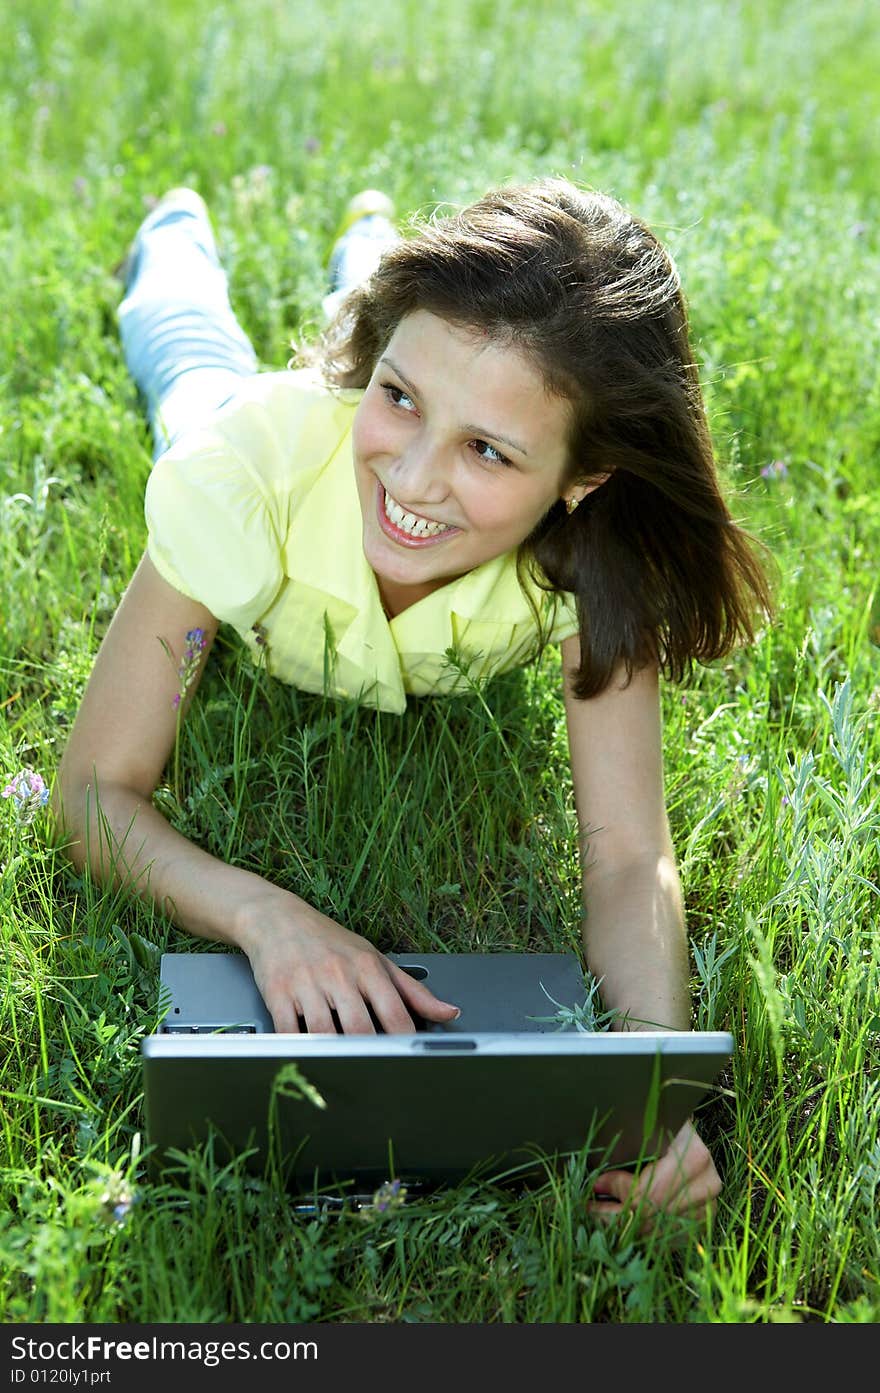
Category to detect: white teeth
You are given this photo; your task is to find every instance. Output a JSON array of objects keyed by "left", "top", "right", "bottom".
[{"left": 384, "top": 489, "right": 451, "bottom": 538}]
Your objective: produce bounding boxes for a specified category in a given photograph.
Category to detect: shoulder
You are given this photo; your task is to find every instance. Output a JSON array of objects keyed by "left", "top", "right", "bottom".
[
  {"left": 178, "top": 367, "right": 361, "bottom": 482},
  {"left": 143, "top": 368, "right": 361, "bottom": 629},
  {"left": 221, "top": 364, "right": 361, "bottom": 432},
  {"left": 145, "top": 367, "right": 361, "bottom": 532}
]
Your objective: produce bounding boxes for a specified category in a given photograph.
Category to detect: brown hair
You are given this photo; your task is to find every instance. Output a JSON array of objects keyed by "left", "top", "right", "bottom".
[{"left": 318, "top": 177, "right": 772, "bottom": 699}]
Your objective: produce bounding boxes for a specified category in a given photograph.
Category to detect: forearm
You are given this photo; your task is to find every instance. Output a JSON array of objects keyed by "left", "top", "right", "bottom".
[
  {"left": 53, "top": 779, "right": 291, "bottom": 951},
  {"left": 581, "top": 853, "right": 690, "bottom": 1032},
  {"left": 53, "top": 777, "right": 460, "bottom": 1034}
]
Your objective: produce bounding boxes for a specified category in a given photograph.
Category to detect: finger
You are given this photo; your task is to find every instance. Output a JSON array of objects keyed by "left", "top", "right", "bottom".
[
  {"left": 641, "top": 1154, "right": 721, "bottom": 1217},
  {"left": 294, "top": 987, "right": 340, "bottom": 1035},
  {"left": 585, "top": 1169, "right": 635, "bottom": 1225},
  {"left": 633, "top": 1180, "right": 718, "bottom": 1231},
  {"left": 354, "top": 961, "right": 424, "bottom": 1033},
  {"left": 629, "top": 1157, "right": 719, "bottom": 1227},
  {"left": 385, "top": 962, "right": 461, "bottom": 1022},
  {"left": 586, "top": 1169, "right": 637, "bottom": 1204},
  {"left": 263, "top": 991, "right": 302, "bottom": 1034},
  {"left": 588, "top": 1162, "right": 676, "bottom": 1235},
  {"left": 329, "top": 988, "right": 378, "bottom": 1035},
  {"left": 362, "top": 973, "right": 428, "bottom": 1034},
  {"left": 588, "top": 1129, "right": 720, "bottom": 1232},
  {"left": 633, "top": 1123, "right": 717, "bottom": 1211}
]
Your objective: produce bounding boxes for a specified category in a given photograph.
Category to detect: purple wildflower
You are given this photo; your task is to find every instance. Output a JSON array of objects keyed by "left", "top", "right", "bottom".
[
  {"left": 2, "top": 769, "right": 50, "bottom": 826},
  {"left": 165, "top": 627, "right": 207, "bottom": 711},
  {"left": 96, "top": 1177, "right": 138, "bottom": 1228},
  {"left": 761, "top": 460, "right": 789, "bottom": 480},
  {"left": 211, "top": 121, "right": 228, "bottom": 137},
  {"left": 370, "top": 1178, "right": 407, "bottom": 1213}
]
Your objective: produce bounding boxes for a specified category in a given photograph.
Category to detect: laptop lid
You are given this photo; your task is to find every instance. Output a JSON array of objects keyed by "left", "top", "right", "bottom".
[{"left": 143, "top": 951, "right": 732, "bottom": 1191}]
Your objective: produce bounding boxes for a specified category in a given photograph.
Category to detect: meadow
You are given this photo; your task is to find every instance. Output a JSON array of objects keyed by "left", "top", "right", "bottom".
[{"left": 1, "top": 0, "right": 878, "bottom": 1323}]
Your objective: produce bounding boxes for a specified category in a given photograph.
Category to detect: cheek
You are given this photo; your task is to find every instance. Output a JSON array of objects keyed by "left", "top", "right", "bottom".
[
  {"left": 467, "top": 483, "right": 552, "bottom": 536},
  {"left": 352, "top": 397, "right": 392, "bottom": 465},
  {"left": 350, "top": 406, "right": 371, "bottom": 464}
]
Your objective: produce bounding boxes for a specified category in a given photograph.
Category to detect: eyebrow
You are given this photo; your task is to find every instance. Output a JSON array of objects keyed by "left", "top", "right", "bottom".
[{"left": 379, "top": 356, "right": 530, "bottom": 457}]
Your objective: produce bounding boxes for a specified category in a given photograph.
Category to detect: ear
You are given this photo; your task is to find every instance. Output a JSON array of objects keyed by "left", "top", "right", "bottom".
[{"left": 562, "top": 473, "right": 610, "bottom": 512}]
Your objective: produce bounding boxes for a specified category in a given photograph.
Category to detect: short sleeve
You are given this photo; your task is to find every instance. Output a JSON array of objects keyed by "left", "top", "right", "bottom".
[{"left": 144, "top": 370, "right": 357, "bottom": 631}]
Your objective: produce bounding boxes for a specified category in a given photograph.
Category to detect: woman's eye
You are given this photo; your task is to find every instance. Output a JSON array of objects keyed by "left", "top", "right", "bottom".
[
  {"left": 471, "top": 439, "right": 512, "bottom": 467},
  {"left": 382, "top": 383, "right": 417, "bottom": 411}
]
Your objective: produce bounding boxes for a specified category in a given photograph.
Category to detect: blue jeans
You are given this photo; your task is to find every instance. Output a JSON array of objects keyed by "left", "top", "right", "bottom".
[
  {"left": 117, "top": 192, "right": 260, "bottom": 461},
  {"left": 118, "top": 191, "right": 398, "bottom": 461}
]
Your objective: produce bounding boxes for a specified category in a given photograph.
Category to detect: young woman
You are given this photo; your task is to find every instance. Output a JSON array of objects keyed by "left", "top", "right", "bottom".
[{"left": 54, "top": 178, "right": 771, "bottom": 1221}]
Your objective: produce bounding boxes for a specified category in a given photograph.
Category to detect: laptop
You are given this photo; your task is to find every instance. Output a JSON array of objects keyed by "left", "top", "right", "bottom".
[{"left": 142, "top": 950, "right": 733, "bottom": 1198}]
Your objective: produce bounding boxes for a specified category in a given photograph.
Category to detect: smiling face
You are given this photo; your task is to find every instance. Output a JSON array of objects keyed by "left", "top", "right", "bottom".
[{"left": 351, "top": 310, "right": 588, "bottom": 617}]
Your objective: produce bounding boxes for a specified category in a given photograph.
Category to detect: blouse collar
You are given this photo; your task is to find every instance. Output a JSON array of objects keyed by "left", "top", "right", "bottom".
[{"left": 283, "top": 423, "right": 548, "bottom": 712}]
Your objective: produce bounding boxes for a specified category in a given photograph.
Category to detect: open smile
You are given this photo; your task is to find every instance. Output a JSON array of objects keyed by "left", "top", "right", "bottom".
[{"left": 375, "top": 480, "right": 462, "bottom": 547}]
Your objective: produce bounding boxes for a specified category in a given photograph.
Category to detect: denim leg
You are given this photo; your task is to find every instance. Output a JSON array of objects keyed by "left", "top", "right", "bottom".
[{"left": 117, "top": 191, "right": 259, "bottom": 460}]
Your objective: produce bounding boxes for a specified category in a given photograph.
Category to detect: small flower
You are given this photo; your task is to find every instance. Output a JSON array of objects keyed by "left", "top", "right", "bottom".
[
  {"left": 162, "top": 627, "right": 208, "bottom": 711},
  {"left": 2, "top": 769, "right": 50, "bottom": 826},
  {"left": 177, "top": 627, "right": 206, "bottom": 699},
  {"left": 303, "top": 136, "right": 320, "bottom": 154},
  {"left": 761, "top": 459, "right": 789, "bottom": 480},
  {"left": 370, "top": 1178, "right": 407, "bottom": 1213},
  {"left": 183, "top": 628, "right": 206, "bottom": 661},
  {"left": 211, "top": 120, "right": 228, "bottom": 137},
  {"left": 94, "top": 1173, "right": 139, "bottom": 1228}
]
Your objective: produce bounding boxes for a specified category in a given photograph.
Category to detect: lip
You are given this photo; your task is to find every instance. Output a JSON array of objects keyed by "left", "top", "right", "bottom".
[{"left": 375, "top": 479, "right": 462, "bottom": 548}]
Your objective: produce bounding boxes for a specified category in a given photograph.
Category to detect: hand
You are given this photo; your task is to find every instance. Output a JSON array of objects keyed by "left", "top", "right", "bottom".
[
  {"left": 586, "top": 1119, "right": 721, "bottom": 1233},
  {"left": 236, "top": 889, "right": 461, "bottom": 1034}
]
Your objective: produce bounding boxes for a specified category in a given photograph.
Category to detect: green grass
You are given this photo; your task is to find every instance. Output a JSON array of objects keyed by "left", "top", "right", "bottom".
[{"left": 2, "top": 0, "right": 879, "bottom": 1324}]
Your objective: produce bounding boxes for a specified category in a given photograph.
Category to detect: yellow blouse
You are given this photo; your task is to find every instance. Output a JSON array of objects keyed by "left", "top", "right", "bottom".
[{"left": 145, "top": 369, "right": 579, "bottom": 714}]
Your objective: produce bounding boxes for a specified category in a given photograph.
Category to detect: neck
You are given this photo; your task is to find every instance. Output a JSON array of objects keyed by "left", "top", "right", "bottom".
[{"left": 376, "top": 573, "right": 449, "bottom": 619}]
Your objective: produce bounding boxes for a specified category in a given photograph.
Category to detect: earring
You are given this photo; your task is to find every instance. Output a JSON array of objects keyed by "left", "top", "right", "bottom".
[{"left": 565, "top": 496, "right": 580, "bottom": 515}]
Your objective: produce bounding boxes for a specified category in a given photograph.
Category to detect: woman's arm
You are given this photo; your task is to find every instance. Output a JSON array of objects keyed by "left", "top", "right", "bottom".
[
  {"left": 560, "top": 633, "right": 720, "bottom": 1225},
  {"left": 53, "top": 552, "right": 460, "bottom": 1033},
  {"left": 560, "top": 635, "right": 688, "bottom": 1031}
]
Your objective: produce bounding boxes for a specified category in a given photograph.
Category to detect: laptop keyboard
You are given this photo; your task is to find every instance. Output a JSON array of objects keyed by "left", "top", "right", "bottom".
[{"left": 160, "top": 1010, "right": 432, "bottom": 1035}]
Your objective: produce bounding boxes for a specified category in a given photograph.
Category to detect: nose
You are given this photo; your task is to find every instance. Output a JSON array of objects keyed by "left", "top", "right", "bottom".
[{"left": 387, "top": 431, "right": 451, "bottom": 507}]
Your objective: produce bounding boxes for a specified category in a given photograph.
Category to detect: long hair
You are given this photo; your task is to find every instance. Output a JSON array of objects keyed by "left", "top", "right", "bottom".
[{"left": 317, "top": 178, "right": 772, "bottom": 698}]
